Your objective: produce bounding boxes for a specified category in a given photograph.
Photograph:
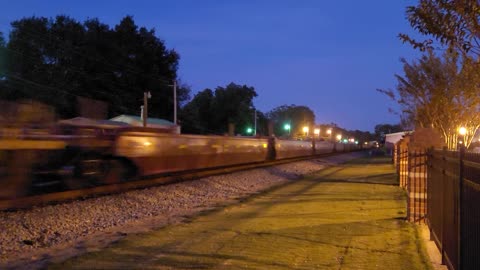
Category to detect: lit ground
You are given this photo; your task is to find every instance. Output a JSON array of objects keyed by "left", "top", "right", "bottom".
[{"left": 49, "top": 157, "right": 432, "bottom": 270}]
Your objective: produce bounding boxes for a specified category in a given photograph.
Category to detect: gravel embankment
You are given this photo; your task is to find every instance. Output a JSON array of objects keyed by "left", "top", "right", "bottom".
[{"left": 0, "top": 152, "right": 364, "bottom": 269}]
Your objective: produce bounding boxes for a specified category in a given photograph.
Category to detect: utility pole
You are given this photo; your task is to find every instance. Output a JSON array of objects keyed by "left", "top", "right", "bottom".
[
  {"left": 173, "top": 80, "right": 177, "bottom": 125},
  {"left": 169, "top": 80, "right": 177, "bottom": 125},
  {"left": 142, "top": 91, "right": 151, "bottom": 127},
  {"left": 254, "top": 109, "right": 257, "bottom": 136}
]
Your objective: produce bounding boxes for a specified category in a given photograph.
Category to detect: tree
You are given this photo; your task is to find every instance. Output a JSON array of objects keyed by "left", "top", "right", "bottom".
[
  {"left": 379, "top": 50, "right": 480, "bottom": 149},
  {"left": 400, "top": 0, "right": 480, "bottom": 58},
  {"left": 179, "top": 88, "right": 215, "bottom": 134},
  {"left": 0, "top": 32, "right": 6, "bottom": 78},
  {"left": 180, "top": 83, "right": 258, "bottom": 135},
  {"left": 374, "top": 123, "right": 403, "bottom": 143},
  {"left": 266, "top": 105, "right": 315, "bottom": 137},
  {"left": 2, "top": 15, "right": 189, "bottom": 119}
]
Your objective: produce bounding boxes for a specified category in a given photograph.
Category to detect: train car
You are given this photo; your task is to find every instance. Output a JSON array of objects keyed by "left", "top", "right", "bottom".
[
  {"left": 0, "top": 123, "right": 362, "bottom": 198},
  {"left": 275, "top": 139, "right": 313, "bottom": 159},
  {"left": 114, "top": 131, "right": 269, "bottom": 176},
  {"left": 315, "top": 141, "right": 335, "bottom": 154}
]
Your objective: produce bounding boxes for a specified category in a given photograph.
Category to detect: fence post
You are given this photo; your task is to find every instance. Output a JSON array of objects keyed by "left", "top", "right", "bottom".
[
  {"left": 441, "top": 146, "right": 447, "bottom": 265},
  {"left": 458, "top": 145, "right": 465, "bottom": 270},
  {"left": 427, "top": 148, "right": 432, "bottom": 235}
]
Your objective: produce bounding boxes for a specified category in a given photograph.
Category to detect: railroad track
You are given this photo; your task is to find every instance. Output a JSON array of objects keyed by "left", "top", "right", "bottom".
[{"left": 0, "top": 152, "right": 342, "bottom": 211}]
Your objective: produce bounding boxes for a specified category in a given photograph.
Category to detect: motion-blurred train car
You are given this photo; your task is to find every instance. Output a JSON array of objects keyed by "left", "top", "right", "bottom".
[{"left": 114, "top": 132, "right": 269, "bottom": 175}]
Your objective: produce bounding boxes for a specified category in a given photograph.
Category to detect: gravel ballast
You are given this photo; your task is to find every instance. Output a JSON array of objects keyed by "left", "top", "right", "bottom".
[{"left": 0, "top": 152, "right": 364, "bottom": 269}]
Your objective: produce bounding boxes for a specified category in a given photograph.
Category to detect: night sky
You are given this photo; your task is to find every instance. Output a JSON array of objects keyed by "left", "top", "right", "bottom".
[{"left": 0, "top": 0, "right": 421, "bottom": 131}]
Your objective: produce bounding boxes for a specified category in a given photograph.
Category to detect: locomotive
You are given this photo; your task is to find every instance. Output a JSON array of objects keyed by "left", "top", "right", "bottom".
[{"left": 0, "top": 123, "right": 360, "bottom": 198}]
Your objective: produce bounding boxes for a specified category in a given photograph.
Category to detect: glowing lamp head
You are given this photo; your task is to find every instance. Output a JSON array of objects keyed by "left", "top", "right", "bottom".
[
  {"left": 326, "top": 129, "right": 332, "bottom": 135},
  {"left": 459, "top": 127, "right": 467, "bottom": 136},
  {"left": 314, "top": 128, "right": 320, "bottom": 135},
  {"left": 246, "top": 127, "right": 253, "bottom": 134},
  {"left": 336, "top": 134, "right": 342, "bottom": 140},
  {"left": 303, "top": 126, "right": 309, "bottom": 133},
  {"left": 284, "top": 124, "right": 291, "bottom": 131}
]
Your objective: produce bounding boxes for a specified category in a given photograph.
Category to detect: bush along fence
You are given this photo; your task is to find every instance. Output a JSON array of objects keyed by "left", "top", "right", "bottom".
[{"left": 394, "top": 133, "right": 480, "bottom": 270}]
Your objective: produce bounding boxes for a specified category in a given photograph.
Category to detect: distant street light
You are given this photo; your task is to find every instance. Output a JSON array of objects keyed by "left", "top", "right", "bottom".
[
  {"left": 314, "top": 128, "right": 320, "bottom": 138},
  {"left": 303, "top": 126, "right": 309, "bottom": 137},
  {"left": 336, "top": 134, "right": 342, "bottom": 141},
  {"left": 246, "top": 127, "right": 253, "bottom": 134}
]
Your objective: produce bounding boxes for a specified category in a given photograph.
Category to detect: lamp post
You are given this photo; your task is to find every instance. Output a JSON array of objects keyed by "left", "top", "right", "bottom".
[
  {"left": 459, "top": 126, "right": 467, "bottom": 148},
  {"left": 458, "top": 126, "right": 466, "bottom": 269}
]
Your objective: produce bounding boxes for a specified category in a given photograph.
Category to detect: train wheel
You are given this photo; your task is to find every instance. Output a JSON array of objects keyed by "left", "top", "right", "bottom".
[{"left": 103, "top": 158, "right": 130, "bottom": 185}]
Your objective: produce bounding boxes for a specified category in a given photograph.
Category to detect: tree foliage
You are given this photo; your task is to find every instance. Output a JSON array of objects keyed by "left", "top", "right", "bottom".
[
  {"left": 0, "top": 15, "right": 189, "bottom": 119},
  {"left": 400, "top": 0, "right": 480, "bottom": 57},
  {"left": 180, "top": 83, "right": 257, "bottom": 135},
  {"left": 266, "top": 105, "right": 315, "bottom": 137},
  {"left": 379, "top": 50, "right": 480, "bottom": 148}
]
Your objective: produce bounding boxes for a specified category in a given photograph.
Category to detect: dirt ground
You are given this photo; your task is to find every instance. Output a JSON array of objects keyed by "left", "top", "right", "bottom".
[{"left": 49, "top": 157, "right": 433, "bottom": 270}]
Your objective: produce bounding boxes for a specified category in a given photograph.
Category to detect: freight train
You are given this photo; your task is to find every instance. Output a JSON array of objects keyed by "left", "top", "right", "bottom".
[{"left": 0, "top": 124, "right": 361, "bottom": 198}]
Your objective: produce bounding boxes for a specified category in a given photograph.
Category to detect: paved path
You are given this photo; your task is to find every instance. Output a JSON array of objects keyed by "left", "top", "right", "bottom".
[{"left": 50, "top": 157, "right": 432, "bottom": 269}]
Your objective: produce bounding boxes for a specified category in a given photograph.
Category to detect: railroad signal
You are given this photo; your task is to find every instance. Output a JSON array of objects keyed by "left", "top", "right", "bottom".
[{"left": 284, "top": 123, "right": 291, "bottom": 136}]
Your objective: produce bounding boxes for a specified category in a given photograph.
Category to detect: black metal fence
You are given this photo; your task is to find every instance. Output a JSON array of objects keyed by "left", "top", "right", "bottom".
[{"left": 427, "top": 148, "right": 480, "bottom": 270}]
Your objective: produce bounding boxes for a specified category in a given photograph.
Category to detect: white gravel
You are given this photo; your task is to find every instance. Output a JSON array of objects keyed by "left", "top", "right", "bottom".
[{"left": 0, "top": 152, "right": 364, "bottom": 269}]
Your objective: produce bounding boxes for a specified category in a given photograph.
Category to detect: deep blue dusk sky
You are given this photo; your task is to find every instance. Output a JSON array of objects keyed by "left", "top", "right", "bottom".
[{"left": 0, "top": 0, "right": 421, "bottom": 131}]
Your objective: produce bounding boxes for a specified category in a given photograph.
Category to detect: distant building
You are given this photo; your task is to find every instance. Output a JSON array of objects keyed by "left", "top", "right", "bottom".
[
  {"left": 110, "top": 115, "right": 180, "bottom": 134},
  {"left": 58, "top": 117, "right": 130, "bottom": 128},
  {"left": 385, "top": 131, "right": 411, "bottom": 155}
]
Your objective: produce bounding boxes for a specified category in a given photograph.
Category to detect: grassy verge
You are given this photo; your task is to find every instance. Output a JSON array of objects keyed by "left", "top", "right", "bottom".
[{"left": 50, "top": 156, "right": 432, "bottom": 270}]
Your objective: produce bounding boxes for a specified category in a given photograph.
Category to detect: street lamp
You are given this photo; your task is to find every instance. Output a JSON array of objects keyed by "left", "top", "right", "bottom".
[
  {"left": 326, "top": 129, "right": 332, "bottom": 141},
  {"left": 303, "top": 126, "right": 309, "bottom": 136},
  {"left": 246, "top": 127, "right": 253, "bottom": 135},
  {"left": 314, "top": 128, "right": 320, "bottom": 139},
  {"left": 459, "top": 126, "right": 467, "bottom": 147},
  {"left": 336, "top": 134, "right": 342, "bottom": 142}
]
